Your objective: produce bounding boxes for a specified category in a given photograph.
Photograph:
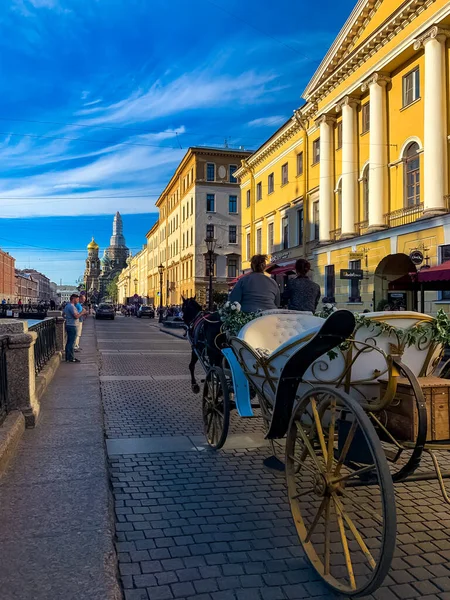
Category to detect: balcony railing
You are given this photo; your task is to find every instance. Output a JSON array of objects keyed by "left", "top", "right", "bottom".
[
  {"left": 0, "top": 336, "right": 8, "bottom": 425},
  {"left": 29, "top": 318, "right": 57, "bottom": 375},
  {"left": 385, "top": 203, "right": 424, "bottom": 228},
  {"left": 356, "top": 220, "right": 369, "bottom": 236},
  {"left": 330, "top": 228, "right": 342, "bottom": 241}
]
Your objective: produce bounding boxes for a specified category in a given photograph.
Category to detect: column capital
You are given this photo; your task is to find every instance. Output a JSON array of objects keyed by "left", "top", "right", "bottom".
[
  {"left": 335, "top": 96, "right": 360, "bottom": 113},
  {"left": 414, "top": 25, "right": 450, "bottom": 50},
  {"left": 315, "top": 114, "right": 336, "bottom": 127},
  {"left": 361, "top": 72, "right": 391, "bottom": 92}
]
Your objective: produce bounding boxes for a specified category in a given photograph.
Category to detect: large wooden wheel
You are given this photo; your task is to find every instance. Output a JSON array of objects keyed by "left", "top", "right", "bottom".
[
  {"left": 202, "top": 367, "right": 230, "bottom": 449},
  {"left": 286, "top": 386, "right": 396, "bottom": 597}
]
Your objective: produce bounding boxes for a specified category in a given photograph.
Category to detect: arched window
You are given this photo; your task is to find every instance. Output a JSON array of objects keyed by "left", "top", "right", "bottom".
[
  {"left": 362, "top": 165, "right": 369, "bottom": 221},
  {"left": 404, "top": 142, "right": 420, "bottom": 207}
]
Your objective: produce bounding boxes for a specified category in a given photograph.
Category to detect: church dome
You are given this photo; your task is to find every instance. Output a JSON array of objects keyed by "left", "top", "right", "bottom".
[{"left": 87, "top": 237, "right": 99, "bottom": 250}]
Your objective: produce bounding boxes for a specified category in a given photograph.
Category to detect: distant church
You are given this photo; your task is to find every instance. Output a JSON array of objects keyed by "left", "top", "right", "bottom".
[{"left": 84, "top": 212, "right": 129, "bottom": 301}]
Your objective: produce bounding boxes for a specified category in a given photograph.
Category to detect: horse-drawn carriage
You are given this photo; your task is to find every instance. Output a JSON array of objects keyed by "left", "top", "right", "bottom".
[{"left": 183, "top": 299, "right": 450, "bottom": 597}]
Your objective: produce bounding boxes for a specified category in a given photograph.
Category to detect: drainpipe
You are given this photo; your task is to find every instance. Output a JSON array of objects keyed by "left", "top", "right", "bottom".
[{"left": 293, "top": 110, "right": 309, "bottom": 259}]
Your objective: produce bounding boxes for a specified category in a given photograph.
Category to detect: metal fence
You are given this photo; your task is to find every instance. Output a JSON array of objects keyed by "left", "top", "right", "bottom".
[
  {"left": 0, "top": 336, "right": 8, "bottom": 425},
  {"left": 29, "top": 318, "right": 57, "bottom": 375}
]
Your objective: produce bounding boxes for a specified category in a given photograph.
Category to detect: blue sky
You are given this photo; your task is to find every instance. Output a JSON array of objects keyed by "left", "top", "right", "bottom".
[{"left": 0, "top": 0, "right": 355, "bottom": 282}]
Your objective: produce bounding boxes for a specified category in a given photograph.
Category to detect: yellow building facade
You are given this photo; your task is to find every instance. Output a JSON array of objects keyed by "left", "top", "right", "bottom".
[{"left": 237, "top": 0, "right": 450, "bottom": 314}]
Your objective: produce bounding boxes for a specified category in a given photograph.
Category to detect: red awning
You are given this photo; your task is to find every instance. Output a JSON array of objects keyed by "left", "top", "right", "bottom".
[
  {"left": 416, "top": 260, "right": 450, "bottom": 283},
  {"left": 388, "top": 273, "right": 418, "bottom": 291},
  {"left": 267, "top": 261, "right": 296, "bottom": 276}
]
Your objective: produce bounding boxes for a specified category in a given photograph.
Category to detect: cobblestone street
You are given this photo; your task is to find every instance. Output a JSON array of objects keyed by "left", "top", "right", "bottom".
[{"left": 100, "top": 316, "right": 450, "bottom": 600}]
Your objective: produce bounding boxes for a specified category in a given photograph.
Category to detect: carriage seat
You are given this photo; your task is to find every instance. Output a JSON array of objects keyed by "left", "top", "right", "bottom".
[{"left": 237, "top": 311, "right": 324, "bottom": 356}]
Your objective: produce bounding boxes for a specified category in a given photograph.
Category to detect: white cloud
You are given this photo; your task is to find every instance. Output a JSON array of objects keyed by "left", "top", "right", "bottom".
[
  {"left": 247, "top": 115, "right": 286, "bottom": 128},
  {"left": 77, "top": 70, "right": 283, "bottom": 126}
]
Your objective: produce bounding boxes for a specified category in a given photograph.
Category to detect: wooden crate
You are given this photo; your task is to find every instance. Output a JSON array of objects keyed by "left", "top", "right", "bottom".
[{"left": 380, "top": 376, "right": 450, "bottom": 442}]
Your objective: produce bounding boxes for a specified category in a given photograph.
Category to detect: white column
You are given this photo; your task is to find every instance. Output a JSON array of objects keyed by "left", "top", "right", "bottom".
[
  {"left": 362, "top": 73, "right": 390, "bottom": 231},
  {"left": 414, "top": 26, "right": 449, "bottom": 215},
  {"left": 317, "top": 115, "right": 335, "bottom": 243},
  {"left": 337, "top": 97, "right": 359, "bottom": 238}
]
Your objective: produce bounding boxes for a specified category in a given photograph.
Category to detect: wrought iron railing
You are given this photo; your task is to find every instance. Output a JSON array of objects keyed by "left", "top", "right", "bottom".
[
  {"left": 330, "top": 228, "right": 341, "bottom": 241},
  {"left": 385, "top": 203, "right": 424, "bottom": 228},
  {"left": 29, "top": 318, "right": 57, "bottom": 375},
  {"left": 356, "top": 220, "right": 369, "bottom": 236},
  {"left": 0, "top": 336, "right": 8, "bottom": 425}
]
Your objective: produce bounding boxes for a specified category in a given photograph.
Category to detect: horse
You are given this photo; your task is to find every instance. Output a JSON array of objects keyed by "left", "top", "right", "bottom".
[{"left": 181, "top": 296, "right": 224, "bottom": 393}]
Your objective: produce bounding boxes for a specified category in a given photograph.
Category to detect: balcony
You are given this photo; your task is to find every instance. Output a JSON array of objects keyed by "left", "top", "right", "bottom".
[
  {"left": 356, "top": 220, "right": 369, "bottom": 236},
  {"left": 329, "top": 228, "right": 341, "bottom": 241},
  {"left": 385, "top": 203, "right": 424, "bottom": 228}
]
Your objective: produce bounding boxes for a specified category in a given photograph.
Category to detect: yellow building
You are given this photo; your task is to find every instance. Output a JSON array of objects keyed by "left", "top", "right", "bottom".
[
  {"left": 237, "top": 0, "right": 450, "bottom": 314},
  {"left": 118, "top": 147, "right": 251, "bottom": 308}
]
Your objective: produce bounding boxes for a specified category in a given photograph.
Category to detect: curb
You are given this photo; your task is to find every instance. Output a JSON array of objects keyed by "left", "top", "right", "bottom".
[
  {"left": 35, "top": 352, "right": 62, "bottom": 403},
  {"left": 0, "top": 411, "right": 25, "bottom": 477},
  {"left": 158, "top": 327, "right": 187, "bottom": 341}
]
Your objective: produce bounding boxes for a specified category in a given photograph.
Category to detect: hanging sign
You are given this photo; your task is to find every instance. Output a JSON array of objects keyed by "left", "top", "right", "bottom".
[
  {"left": 409, "top": 250, "right": 424, "bottom": 265},
  {"left": 349, "top": 252, "right": 364, "bottom": 260},
  {"left": 340, "top": 269, "right": 364, "bottom": 280}
]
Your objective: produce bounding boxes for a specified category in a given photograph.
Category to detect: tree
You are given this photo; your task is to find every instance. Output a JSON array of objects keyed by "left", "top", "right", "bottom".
[{"left": 106, "top": 274, "right": 120, "bottom": 303}]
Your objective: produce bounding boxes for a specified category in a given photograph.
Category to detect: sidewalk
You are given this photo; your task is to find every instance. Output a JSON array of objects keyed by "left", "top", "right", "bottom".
[{"left": 0, "top": 318, "right": 122, "bottom": 600}]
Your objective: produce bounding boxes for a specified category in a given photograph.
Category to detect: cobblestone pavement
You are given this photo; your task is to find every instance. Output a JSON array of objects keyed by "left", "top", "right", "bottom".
[{"left": 99, "top": 316, "right": 450, "bottom": 600}]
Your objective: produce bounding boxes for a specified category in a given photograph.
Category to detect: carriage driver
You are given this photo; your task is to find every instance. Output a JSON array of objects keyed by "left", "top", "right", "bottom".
[{"left": 229, "top": 254, "right": 280, "bottom": 312}]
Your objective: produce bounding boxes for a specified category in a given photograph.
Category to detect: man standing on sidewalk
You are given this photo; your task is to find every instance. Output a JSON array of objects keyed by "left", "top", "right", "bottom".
[
  {"left": 64, "top": 293, "right": 86, "bottom": 363},
  {"left": 74, "top": 292, "right": 86, "bottom": 353}
]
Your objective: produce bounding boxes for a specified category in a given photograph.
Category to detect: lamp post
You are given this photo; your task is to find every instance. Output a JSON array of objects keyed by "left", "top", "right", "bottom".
[
  {"left": 205, "top": 236, "right": 217, "bottom": 310},
  {"left": 158, "top": 264, "right": 164, "bottom": 322}
]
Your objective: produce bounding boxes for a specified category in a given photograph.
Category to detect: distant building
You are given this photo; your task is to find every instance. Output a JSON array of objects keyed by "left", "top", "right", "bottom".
[
  {"left": 15, "top": 270, "right": 38, "bottom": 303},
  {"left": 84, "top": 213, "right": 129, "bottom": 301},
  {"left": 20, "top": 269, "right": 51, "bottom": 301},
  {"left": 56, "top": 285, "right": 78, "bottom": 304},
  {"left": 49, "top": 281, "right": 59, "bottom": 304},
  {"left": 0, "top": 250, "right": 15, "bottom": 301}
]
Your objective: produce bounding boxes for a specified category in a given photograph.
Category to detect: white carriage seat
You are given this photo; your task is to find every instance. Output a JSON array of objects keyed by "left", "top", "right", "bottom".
[{"left": 238, "top": 312, "right": 324, "bottom": 356}]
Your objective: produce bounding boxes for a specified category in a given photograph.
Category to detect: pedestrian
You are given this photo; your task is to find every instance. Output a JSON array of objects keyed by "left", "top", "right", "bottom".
[
  {"left": 285, "top": 259, "right": 321, "bottom": 313},
  {"left": 64, "top": 293, "right": 86, "bottom": 363},
  {"left": 74, "top": 292, "right": 86, "bottom": 352},
  {"left": 18, "top": 299, "right": 22, "bottom": 309}
]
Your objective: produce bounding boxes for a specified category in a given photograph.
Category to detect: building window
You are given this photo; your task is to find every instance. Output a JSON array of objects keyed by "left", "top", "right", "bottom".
[
  {"left": 246, "top": 232, "right": 251, "bottom": 260},
  {"left": 182, "top": 205, "right": 185, "bottom": 222},
  {"left": 268, "top": 172, "right": 274, "bottom": 194},
  {"left": 267, "top": 222, "right": 274, "bottom": 254},
  {"left": 229, "top": 225, "right": 237, "bottom": 244},
  {"left": 440, "top": 245, "right": 450, "bottom": 299},
  {"left": 246, "top": 189, "right": 251, "bottom": 208},
  {"left": 362, "top": 103, "right": 370, "bottom": 134},
  {"left": 191, "top": 197, "right": 194, "bottom": 215},
  {"left": 227, "top": 257, "right": 238, "bottom": 278},
  {"left": 256, "top": 228, "right": 262, "bottom": 254},
  {"left": 190, "top": 227, "right": 193, "bottom": 246},
  {"left": 182, "top": 233, "right": 185, "bottom": 249},
  {"left": 281, "top": 163, "right": 288, "bottom": 185},
  {"left": 336, "top": 122, "right": 342, "bottom": 150},
  {"left": 256, "top": 182, "right": 262, "bottom": 201},
  {"left": 362, "top": 165, "right": 369, "bottom": 221},
  {"left": 229, "top": 195, "right": 237, "bottom": 213},
  {"left": 206, "top": 193, "right": 215, "bottom": 212},
  {"left": 313, "top": 201, "right": 319, "bottom": 240},
  {"left": 282, "top": 216, "right": 289, "bottom": 250},
  {"left": 230, "top": 165, "right": 237, "bottom": 183},
  {"left": 349, "top": 259, "right": 361, "bottom": 302},
  {"left": 206, "top": 163, "right": 215, "bottom": 181},
  {"left": 324, "top": 265, "right": 335, "bottom": 302},
  {"left": 297, "top": 152, "right": 303, "bottom": 176},
  {"left": 403, "top": 67, "right": 420, "bottom": 107},
  {"left": 404, "top": 142, "right": 420, "bottom": 207},
  {"left": 206, "top": 224, "right": 214, "bottom": 239},
  {"left": 297, "top": 207, "right": 304, "bottom": 246},
  {"left": 312, "top": 138, "right": 320, "bottom": 164}
]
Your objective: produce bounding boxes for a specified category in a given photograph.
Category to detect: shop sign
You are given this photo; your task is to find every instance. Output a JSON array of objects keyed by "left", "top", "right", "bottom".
[
  {"left": 270, "top": 251, "right": 290, "bottom": 263},
  {"left": 349, "top": 252, "right": 364, "bottom": 260},
  {"left": 409, "top": 250, "right": 424, "bottom": 265},
  {"left": 340, "top": 269, "right": 364, "bottom": 280}
]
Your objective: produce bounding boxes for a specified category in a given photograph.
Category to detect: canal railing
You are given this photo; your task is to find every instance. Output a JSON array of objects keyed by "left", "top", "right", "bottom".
[
  {"left": 0, "top": 336, "right": 9, "bottom": 426},
  {"left": 29, "top": 318, "right": 57, "bottom": 375}
]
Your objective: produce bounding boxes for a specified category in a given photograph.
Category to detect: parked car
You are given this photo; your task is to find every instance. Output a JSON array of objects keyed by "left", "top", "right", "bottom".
[
  {"left": 137, "top": 305, "right": 155, "bottom": 319},
  {"left": 95, "top": 303, "right": 115, "bottom": 320}
]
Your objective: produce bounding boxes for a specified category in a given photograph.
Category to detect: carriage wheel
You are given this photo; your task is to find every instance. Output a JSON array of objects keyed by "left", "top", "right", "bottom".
[
  {"left": 202, "top": 367, "right": 230, "bottom": 450},
  {"left": 286, "top": 386, "right": 396, "bottom": 597}
]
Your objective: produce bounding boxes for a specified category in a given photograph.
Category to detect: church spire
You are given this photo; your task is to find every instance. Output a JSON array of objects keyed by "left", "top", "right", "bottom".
[{"left": 110, "top": 211, "right": 126, "bottom": 247}]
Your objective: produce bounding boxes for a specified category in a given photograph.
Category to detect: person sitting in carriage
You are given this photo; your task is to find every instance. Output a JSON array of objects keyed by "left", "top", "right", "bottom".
[
  {"left": 229, "top": 254, "right": 280, "bottom": 313},
  {"left": 284, "top": 258, "right": 321, "bottom": 313}
]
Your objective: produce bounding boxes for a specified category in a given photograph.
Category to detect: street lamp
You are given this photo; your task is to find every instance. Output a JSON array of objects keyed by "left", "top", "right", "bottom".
[
  {"left": 158, "top": 264, "right": 165, "bottom": 322},
  {"left": 205, "top": 236, "right": 217, "bottom": 310}
]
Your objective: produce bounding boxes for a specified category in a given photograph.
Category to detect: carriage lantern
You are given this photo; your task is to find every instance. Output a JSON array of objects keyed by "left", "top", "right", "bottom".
[
  {"left": 158, "top": 264, "right": 164, "bottom": 322},
  {"left": 205, "top": 236, "right": 217, "bottom": 310}
]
